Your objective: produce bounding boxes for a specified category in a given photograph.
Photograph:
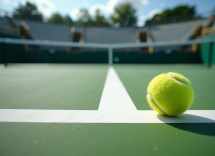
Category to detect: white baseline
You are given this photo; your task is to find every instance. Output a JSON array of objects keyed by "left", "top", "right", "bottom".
[{"left": 0, "top": 109, "right": 215, "bottom": 123}]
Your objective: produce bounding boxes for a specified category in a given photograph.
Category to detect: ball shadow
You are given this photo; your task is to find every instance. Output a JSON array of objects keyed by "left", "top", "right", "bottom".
[{"left": 157, "top": 114, "right": 215, "bottom": 136}]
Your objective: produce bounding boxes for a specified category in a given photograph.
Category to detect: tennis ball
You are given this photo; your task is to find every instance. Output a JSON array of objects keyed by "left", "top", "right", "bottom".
[{"left": 147, "top": 72, "right": 194, "bottom": 116}]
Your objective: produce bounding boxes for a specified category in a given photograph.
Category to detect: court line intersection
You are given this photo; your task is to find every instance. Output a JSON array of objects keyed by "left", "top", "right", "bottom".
[{"left": 0, "top": 67, "right": 215, "bottom": 123}]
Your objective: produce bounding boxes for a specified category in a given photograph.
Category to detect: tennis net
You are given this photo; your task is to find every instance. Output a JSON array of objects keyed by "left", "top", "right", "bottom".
[{"left": 0, "top": 38, "right": 214, "bottom": 67}]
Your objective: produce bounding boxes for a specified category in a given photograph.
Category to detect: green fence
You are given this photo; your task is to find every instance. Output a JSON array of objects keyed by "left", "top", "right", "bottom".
[
  {"left": 23, "top": 50, "right": 108, "bottom": 63},
  {"left": 113, "top": 51, "right": 201, "bottom": 64},
  {"left": 0, "top": 32, "right": 20, "bottom": 39},
  {"left": 0, "top": 33, "right": 22, "bottom": 63},
  {"left": 1, "top": 47, "right": 202, "bottom": 64},
  {"left": 200, "top": 35, "right": 215, "bottom": 64}
]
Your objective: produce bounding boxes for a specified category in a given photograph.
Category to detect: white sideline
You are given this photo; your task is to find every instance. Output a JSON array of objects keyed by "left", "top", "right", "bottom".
[
  {"left": 98, "top": 67, "right": 137, "bottom": 112},
  {"left": 0, "top": 109, "right": 215, "bottom": 123}
]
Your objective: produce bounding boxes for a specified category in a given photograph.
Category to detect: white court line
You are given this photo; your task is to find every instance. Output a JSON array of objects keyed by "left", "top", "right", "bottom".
[
  {"left": 0, "top": 109, "right": 215, "bottom": 123},
  {"left": 0, "top": 67, "right": 215, "bottom": 123},
  {"left": 98, "top": 67, "right": 137, "bottom": 112}
]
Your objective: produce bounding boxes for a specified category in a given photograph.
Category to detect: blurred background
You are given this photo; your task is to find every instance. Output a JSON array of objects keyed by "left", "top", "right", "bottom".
[{"left": 0, "top": 0, "right": 215, "bottom": 64}]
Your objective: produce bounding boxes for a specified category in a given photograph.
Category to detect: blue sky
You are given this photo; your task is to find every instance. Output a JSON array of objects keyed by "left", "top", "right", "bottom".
[{"left": 1, "top": 0, "right": 215, "bottom": 26}]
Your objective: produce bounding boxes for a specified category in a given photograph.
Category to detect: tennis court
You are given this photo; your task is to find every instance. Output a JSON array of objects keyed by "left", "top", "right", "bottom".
[{"left": 0, "top": 63, "right": 215, "bottom": 156}]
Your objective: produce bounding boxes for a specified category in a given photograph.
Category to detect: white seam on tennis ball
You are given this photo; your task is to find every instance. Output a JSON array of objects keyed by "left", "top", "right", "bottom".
[
  {"left": 167, "top": 74, "right": 190, "bottom": 86},
  {"left": 148, "top": 93, "right": 167, "bottom": 116}
]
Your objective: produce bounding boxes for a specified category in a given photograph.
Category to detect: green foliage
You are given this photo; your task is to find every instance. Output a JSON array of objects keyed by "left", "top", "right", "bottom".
[
  {"left": 74, "top": 9, "right": 109, "bottom": 26},
  {"left": 64, "top": 15, "right": 73, "bottom": 25},
  {"left": 145, "top": 5, "right": 197, "bottom": 26},
  {"left": 93, "top": 9, "right": 110, "bottom": 26},
  {"left": 47, "top": 13, "right": 73, "bottom": 25},
  {"left": 110, "top": 3, "right": 137, "bottom": 27},
  {"left": 74, "top": 9, "right": 93, "bottom": 26},
  {"left": 74, "top": 3, "right": 137, "bottom": 26},
  {"left": 11, "top": 2, "right": 137, "bottom": 27},
  {"left": 13, "top": 1, "right": 43, "bottom": 21},
  {"left": 48, "top": 13, "right": 65, "bottom": 24}
]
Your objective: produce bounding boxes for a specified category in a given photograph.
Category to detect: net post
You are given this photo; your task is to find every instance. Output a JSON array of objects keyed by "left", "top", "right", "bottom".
[
  {"left": 1, "top": 41, "right": 7, "bottom": 67},
  {"left": 108, "top": 47, "right": 113, "bottom": 66},
  {"left": 208, "top": 41, "right": 213, "bottom": 69}
]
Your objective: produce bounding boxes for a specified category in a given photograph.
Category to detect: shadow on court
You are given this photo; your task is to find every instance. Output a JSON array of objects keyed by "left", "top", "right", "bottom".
[{"left": 157, "top": 114, "right": 215, "bottom": 136}]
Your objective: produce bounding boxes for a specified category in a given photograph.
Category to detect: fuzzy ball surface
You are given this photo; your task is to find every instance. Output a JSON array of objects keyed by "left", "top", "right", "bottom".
[{"left": 147, "top": 72, "right": 194, "bottom": 116}]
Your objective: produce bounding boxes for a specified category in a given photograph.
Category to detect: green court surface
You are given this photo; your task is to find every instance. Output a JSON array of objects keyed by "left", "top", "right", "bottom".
[
  {"left": 0, "top": 64, "right": 108, "bottom": 110},
  {"left": 1, "top": 123, "right": 215, "bottom": 156},
  {"left": 0, "top": 64, "right": 215, "bottom": 156},
  {"left": 114, "top": 64, "right": 215, "bottom": 110}
]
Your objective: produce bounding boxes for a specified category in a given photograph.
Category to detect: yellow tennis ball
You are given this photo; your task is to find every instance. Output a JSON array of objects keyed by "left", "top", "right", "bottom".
[{"left": 147, "top": 72, "right": 194, "bottom": 116}]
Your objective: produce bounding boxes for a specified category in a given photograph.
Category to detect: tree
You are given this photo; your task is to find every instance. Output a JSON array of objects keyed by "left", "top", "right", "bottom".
[
  {"left": 74, "top": 9, "right": 93, "bottom": 26},
  {"left": 47, "top": 13, "right": 73, "bottom": 25},
  {"left": 48, "top": 13, "right": 65, "bottom": 24},
  {"left": 13, "top": 1, "right": 43, "bottom": 21},
  {"left": 110, "top": 3, "right": 137, "bottom": 27},
  {"left": 64, "top": 15, "right": 73, "bottom": 25},
  {"left": 93, "top": 9, "right": 110, "bottom": 26},
  {"left": 73, "top": 9, "right": 109, "bottom": 26},
  {"left": 145, "top": 5, "right": 196, "bottom": 26}
]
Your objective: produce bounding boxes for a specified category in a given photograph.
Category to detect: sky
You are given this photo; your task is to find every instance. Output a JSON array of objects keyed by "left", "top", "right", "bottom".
[{"left": 0, "top": 0, "right": 215, "bottom": 26}]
